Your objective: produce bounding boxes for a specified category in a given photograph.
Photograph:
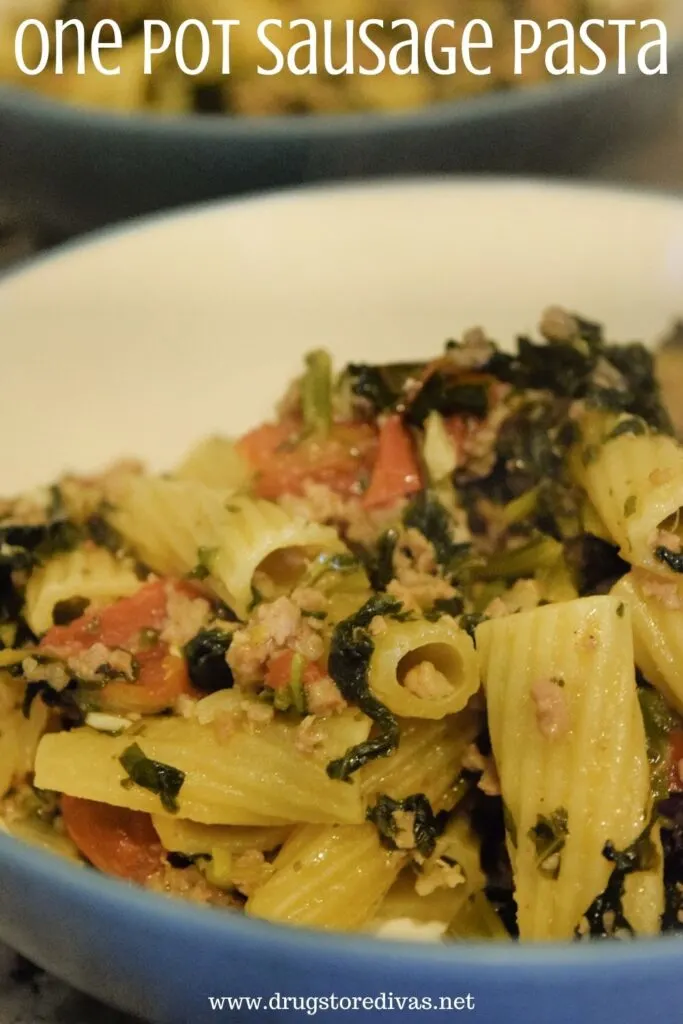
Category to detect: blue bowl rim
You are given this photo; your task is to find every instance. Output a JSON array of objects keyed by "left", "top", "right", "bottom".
[
  {"left": 1, "top": 823, "right": 681, "bottom": 975},
  {"left": 2, "top": 175, "right": 683, "bottom": 973}
]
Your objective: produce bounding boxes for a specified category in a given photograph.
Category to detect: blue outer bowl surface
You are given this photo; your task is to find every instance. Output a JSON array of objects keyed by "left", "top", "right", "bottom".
[
  {"left": 0, "top": 830, "right": 681, "bottom": 1024},
  {"left": 1, "top": 54, "right": 682, "bottom": 238}
]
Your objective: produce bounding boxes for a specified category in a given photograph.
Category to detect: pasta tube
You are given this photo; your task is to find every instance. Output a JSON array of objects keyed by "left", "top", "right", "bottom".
[
  {"left": 152, "top": 817, "right": 291, "bottom": 859},
  {"left": 24, "top": 546, "right": 142, "bottom": 635},
  {"left": 34, "top": 704, "right": 370, "bottom": 826},
  {"left": 369, "top": 618, "right": 479, "bottom": 719},
  {"left": 572, "top": 411, "right": 683, "bottom": 576},
  {"left": 108, "top": 477, "right": 346, "bottom": 617},
  {"left": 612, "top": 570, "right": 683, "bottom": 714},
  {"left": 248, "top": 707, "right": 478, "bottom": 931},
  {"left": 477, "top": 595, "right": 655, "bottom": 940},
  {"left": 173, "top": 436, "right": 252, "bottom": 494},
  {"left": 247, "top": 823, "right": 402, "bottom": 931},
  {"left": 360, "top": 712, "right": 480, "bottom": 809}
]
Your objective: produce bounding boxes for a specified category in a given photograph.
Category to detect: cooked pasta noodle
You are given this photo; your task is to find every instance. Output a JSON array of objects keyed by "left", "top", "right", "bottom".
[
  {"left": 24, "top": 546, "right": 142, "bottom": 635},
  {"left": 612, "top": 570, "right": 683, "bottom": 713},
  {"left": 174, "top": 436, "right": 253, "bottom": 494},
  {"left": 34, "top": 701, "right": 370, "bottom": 825},
  {"left": 247, "top": 708, "right": 477, "bottom": 929},
  {"left": 1, "top": 307, "right": 681, "bottom": 942},
  {"left": 572, "top": 410, "right": 683, "bottom": 576},
  {"left": 368, "top": 618, "right": 479, "bottom": 719},
  {"left": 477, "top": 596, "right": 656, "bottom": 940},
  {"left": 108, "top": 477, "right": 347, "bottom": 617}
]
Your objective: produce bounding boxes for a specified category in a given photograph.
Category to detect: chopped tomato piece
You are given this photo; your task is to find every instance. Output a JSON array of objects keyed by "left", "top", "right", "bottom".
[
  {"left": 41, "top": 580, "right": 194, "bottom": 715},
  {"left": 235, "top": 419, "right": 299, "bottom": 470},
  {"left": 363, "top": 415, "right": 422, "bottom": 509},
  {"left": 61, "top": 796, "right": 163, "bottom": 884},
  {"left": 238, "top": 420, "right": 377, "bottom": 500},
  {"left": 265, "top": 649, "right": 326, "bottom": 690}
]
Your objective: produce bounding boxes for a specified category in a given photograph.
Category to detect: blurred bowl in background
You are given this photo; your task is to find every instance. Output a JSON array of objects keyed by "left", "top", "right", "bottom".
[{"left": 0, "top": 19, "right": 682, "bottom": 239}]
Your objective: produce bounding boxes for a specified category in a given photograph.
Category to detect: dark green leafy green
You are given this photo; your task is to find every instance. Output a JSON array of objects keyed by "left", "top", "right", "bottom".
[
  {"left": 405, "top": 372, "right": 489, "bottom": 427},
  {"left": 21, "top": 677, "right": 97, "bottom": 727},
  {"left": 527, "top": 809, "right": 569, "bottom": 880},
  {"left": 345, "top": 363, "right": 424, "bottom": 414},
  {"left": 187, "top": 546, "right": 218, "bottom": 582},
  {"left": 366, "top": 793, "right": 441, "bottom": 858},
  {"left": 579, "top": 818, "right": 659, "bottom": 938},
  {"left": 184, "top": 629, "right": 234, "bottom": 694},
  {"left": 402, "top": 491, "right": 469, "bottom": 572},
  {"left": 119, "top": 742, "right": 185, "bottom": 814},
  {"left": 326, "top": 596, "right": 402, "bottom": 782}
]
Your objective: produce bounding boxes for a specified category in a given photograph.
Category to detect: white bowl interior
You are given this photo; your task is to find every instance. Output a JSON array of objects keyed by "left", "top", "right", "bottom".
[{"left": 0, "top": 178, "right": 682, "bottom": 493}]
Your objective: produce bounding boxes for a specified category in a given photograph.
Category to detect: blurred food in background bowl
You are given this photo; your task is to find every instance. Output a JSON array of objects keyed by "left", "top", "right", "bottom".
[{"left": 0, "top": 0, "right": 680, "bottom": 237}]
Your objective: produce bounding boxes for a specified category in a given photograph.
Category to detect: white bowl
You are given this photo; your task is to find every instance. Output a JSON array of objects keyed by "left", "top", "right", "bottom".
[
  {"left": 0, "top": 179, "right": 683, "bottom": 1023},
  {"left": 1, "top": 178, "right": 682, "bottom": 492}
]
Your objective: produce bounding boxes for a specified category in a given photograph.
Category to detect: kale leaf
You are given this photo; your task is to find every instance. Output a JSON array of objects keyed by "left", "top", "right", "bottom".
[
  {"left": 345, "top": 363, "right": 424, "bottom": 414},
  {"left": 578, "top": 818, "right": 659, "bottom": 938},
  {"left": 527, "top": 808, "right": 569, "bottom": 880},
  {"left": 402, "top": 491, "right": 469, "bottom": 572},
  {"left": 405, "top": 372, "right": 489, "bottom": 427},
  {"left": 325, "top": 596, "right": 402, "bottom": 781},
  {"left": 366, "top": 793, "right": 441, "bottom": 858},
  {"left": 184, "top": 629, "right": 234, "bottom": 694},
  {"left": 119, "top": 742, "right": 185, "bottom": 814}
]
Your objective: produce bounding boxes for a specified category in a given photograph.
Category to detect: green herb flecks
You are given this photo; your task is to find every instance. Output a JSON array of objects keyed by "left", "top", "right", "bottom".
[
  {"left": 366, "top": 793, "right": 441, "bottom": 858},
  {"left": 187, "top": 546, "right": 218, "bottom": 582},
  {"left": 325, "top": 596, "right": 402, "bottom": 782},
  {"left": 119, "top": 742, "right": 185, "bottom": 814},
  {"left": 528, "top": 808, "right": 569, "bottom": 880}
]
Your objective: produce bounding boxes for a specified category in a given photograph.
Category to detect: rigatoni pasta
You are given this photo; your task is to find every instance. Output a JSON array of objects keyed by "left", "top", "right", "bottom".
[
  {"left": 368, "top": 617, "right": 479, "bottom": 719},
  {"left": 477, "top": 596, "right": 654, "bottom": 940},
  {"left": 571, "top": 410, "right": 683, "bottom": 576},
  {"left": 2, "top": 306, "right": 683, "bottom": 942},
  {"left": 612, "top": 570, "right": 683, "bottom": 714},
  {"left": 24, "top": 546, "right": 142, "bottom": 636},
  {"left": 109, "top": 477, "right": 347, "bottom": 618}
]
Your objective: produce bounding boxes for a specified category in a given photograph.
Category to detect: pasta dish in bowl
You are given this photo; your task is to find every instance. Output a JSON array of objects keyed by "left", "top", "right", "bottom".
[
  {"left": 1, "top": 179, "right": 683, "bottom": 1023},
  {"left": 1, "top": 304, "right": 682, "bottom": 944}
]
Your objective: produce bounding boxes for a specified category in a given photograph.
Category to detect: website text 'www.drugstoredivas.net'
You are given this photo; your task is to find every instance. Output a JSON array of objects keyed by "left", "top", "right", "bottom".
[{"left": 208, "top": 992, "right": 476, "bottom": 1015}]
